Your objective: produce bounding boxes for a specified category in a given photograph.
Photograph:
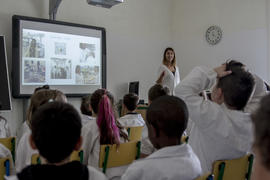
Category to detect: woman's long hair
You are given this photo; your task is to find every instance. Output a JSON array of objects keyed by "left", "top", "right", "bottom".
[
  {"left": 162, "top": 47, "right": 176, "bottom": 67},
  {"left": 91, "top": 89, "right": 128, "bottom": 145}
]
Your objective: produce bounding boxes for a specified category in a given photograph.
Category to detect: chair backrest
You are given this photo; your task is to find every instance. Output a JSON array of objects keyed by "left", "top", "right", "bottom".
[
  {"left": 135, "top": 105, "right": 148, "bottom": 120},
  {"left": 126, "top": 126, "right": 144, "bottom": 141},
  {"left": 0, "top": 137, "right": 15, "bottom": 161},
  {"left": 0, "top": 157, "right": 11, "bottom": 180},
  {"left": 31, "top": 153, "right": 41, "bottom": 165},
  {"left": 99, "top": 140, "right": 141, "bottom": 173},
  {"left": 212, "top": 154, "right": 254, "bottom": 180},
  {"left": 70, "top": 150, "right": 83, "bottom": 163},
  {"left": 195, "top": 173, "right": 214, "bottom": 180},
  {"left": 181, "top": 135, "right": 189, "bottom": 143}
]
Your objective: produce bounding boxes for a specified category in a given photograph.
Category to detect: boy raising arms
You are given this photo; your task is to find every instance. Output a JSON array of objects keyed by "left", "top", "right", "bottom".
[{"left": 175, "top": 61, "right": 255, "bottom": 173}]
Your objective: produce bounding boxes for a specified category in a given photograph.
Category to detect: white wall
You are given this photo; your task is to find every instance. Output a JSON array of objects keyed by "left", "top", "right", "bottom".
[
  {"left": 172, "top": 0, "right": 269, "bottom": 81},
  {"left": 0, "top": 0, "right": 173, "bottom": 135}
]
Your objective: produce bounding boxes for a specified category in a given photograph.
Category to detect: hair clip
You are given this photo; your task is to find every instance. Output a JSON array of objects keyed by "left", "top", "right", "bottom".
[{"left": 48, "top": 99, "right": 54, "bottom": 102}]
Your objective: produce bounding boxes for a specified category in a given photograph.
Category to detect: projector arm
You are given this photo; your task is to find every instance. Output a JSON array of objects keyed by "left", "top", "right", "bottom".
[{"left": 49, "top": 0, "right": 62, "bottom": 20}]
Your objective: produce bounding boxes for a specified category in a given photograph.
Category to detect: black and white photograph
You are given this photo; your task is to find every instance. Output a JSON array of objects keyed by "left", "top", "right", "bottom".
[
  {"left": 24, "top": 60, "right": 46, "bottom": 83},
  {"left": 50, "top": 58, "right": 72, "bottom": 79}
]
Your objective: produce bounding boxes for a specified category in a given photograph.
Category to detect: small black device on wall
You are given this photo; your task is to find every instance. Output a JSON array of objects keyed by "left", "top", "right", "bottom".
[{"left": 0, "top": 36, "right": 12, "bottom": 111}]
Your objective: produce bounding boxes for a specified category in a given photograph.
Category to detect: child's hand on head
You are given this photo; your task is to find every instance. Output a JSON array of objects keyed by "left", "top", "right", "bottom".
[{"left": 214, "top": 64, "right": 232, "bottom": 78}]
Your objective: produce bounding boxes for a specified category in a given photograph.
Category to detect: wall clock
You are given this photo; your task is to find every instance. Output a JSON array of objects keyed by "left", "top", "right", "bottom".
[{"left": 205, "top": 25, "right": 222, "bottom": 45}]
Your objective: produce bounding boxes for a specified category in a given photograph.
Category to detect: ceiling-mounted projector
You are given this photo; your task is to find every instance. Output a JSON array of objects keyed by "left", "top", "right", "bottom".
[{"left": 87, "top": 0, "right": 123, "bottom": 8}]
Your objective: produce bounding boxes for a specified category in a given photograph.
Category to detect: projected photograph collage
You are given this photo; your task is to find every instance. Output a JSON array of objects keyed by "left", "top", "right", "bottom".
[{"left": 22, "top": 29, "right": 101, "bottom": 86}]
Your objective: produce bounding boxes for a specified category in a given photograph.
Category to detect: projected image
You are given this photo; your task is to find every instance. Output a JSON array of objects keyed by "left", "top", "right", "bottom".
[
  {"left": 55, "top": 42, "right": 66, "bottom": 55},
  {"left": 79, "top": 43, "right": 95, "bottom": 63},
  {"left": 24, "top": 60, "right": 45, "bottom": 83},
  {"left": 50, "top": 58, "right": 72, "bottom": 79},
  {"left": 23, "top": 32, "right": 45, "bottom": 58},
  {"left": 75, "top": 65, "right": 99, "bottom": 85}
]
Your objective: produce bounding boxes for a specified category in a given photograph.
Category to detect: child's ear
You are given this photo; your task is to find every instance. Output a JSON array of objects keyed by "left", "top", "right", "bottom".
[
  {"left": 217, "top": 88, "right": 224, "bottom": 102},
  {"left": 74, "top": 136, "right": 83, "bottom": 151},
  {"left": 29, "top": 134, "right": 37, "bottom": 150}
]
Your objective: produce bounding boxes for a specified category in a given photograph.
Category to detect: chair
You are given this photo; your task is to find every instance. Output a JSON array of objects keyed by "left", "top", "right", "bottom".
[
  {"left": 135, "top": 105, "right": 148, "bottom": 120},
  {"left": 0, "top": 137, "right": 16, "bottom": 162},
  {"left": 31, "top": 153, "right": 41, "bottom": 165},
  {"left": 181, "top": 135, "right": 189, "bottom": 143},
  {"left": 195, "top": 173, "right": 214, "bottom": 180},
  {"left": 126, "top": 126, "right": 144, "bottom": 141},
  {"left": 0, "top": 157, "right": 12, "bottom": 180},
  {"left": 70, "top": 150, "right": 83, "bottom": 163},
  {"left": 212, "top": 154, "right": 254, "bottom": 180},
  {"left": 99, "top": 140, "right": 141, "bottom": 173}
]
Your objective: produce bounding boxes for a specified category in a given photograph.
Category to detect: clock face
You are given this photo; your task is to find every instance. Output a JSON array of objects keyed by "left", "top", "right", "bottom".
[{"left": 206, "top": 26, "right": 222, "bottom": 45}]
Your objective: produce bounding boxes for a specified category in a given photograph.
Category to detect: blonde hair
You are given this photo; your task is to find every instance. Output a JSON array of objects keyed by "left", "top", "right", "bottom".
[
  {"left": 162, "top": 47, "right": 176, "bottom": 67},
  {"left": 26, "top": 89, "right": 66, "bottom": 129}
]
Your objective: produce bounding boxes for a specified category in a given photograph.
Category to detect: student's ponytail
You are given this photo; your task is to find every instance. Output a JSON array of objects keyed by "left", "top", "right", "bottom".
[{"left": 97, "top": 94, "right": 121, "bottom": 145}]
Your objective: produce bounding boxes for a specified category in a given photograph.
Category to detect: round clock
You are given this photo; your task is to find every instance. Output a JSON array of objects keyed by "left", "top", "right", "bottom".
[{"left": 205, "top": 26, "right": 222, "bottom": 45}]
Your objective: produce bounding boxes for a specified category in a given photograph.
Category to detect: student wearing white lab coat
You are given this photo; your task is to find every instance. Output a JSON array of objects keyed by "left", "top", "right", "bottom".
[
  {"left": 156, "top": 47, "right": 180, "bottom": 95},
  {"left": 80, "top": 95, "right": 95, "bottom": 125},
  {"left": 82, "top": 89, "right": 129, "bottom": 180},
  {"left": 15, "top": 89, "right": 67, "bottom": 172},
  {"left": 8, "top": 102, "right": 107, "bottom": 180},
  {"left": 175, "top": 61, "right": 255, "bottom": 173},
  {"left": 121, "top": 96, "right": 202, "bottom": 180},
  {"left": 118, "top": 93, "right": 145, "bottom": 127}
]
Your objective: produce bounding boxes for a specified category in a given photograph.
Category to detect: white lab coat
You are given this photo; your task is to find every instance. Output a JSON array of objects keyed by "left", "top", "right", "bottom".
[
  {"left": 118, "top": 113, "right": 155, "bottom": 155},
  {"left": 244, "top": 74, "right": 268, "bottom": 113},
  {"left": 15, "top": 132, "right": 38, "bottom": 172},
  {"left": 121, "top": 143, "right": 202, "bottom": 180},
  {"left": 0, "top": 119, "right": 11, "bottom": 138},
  {"left": 175, "top": 66, "right": 254, "bottom": 173},
  {"left": 81, "top": 120, "right": 128, "bottom": 180},
  {"left": 81, "top": 114, "right": 95, "bottom": 126},
  {"left": 158, "top": 64, "right": 180, "bottom": 95},
  {"left": 6, "top": 165, "right": 108, "bottom": 180},
  {"left": 16, "top": 122, "right": 30, "bottom": 145},
  {"left": 0, "top": 144, "right": 15, "bottom": 175}
]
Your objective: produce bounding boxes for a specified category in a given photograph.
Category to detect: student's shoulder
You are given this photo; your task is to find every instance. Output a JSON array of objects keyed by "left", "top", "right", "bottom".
[
  {"left": 87, "top": 166, "right": 107, "bottom": 180},
  {"left": 82, "top": 120, "right": 98, "bottom": 134},
  {"left": 121, "top": 160, "right": 147, "bottom": 180}
]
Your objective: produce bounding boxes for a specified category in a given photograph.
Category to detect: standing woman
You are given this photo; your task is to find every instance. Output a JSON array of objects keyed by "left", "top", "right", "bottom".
[{"left": 156, "top": 47, "right": 180, "bottom": 95}]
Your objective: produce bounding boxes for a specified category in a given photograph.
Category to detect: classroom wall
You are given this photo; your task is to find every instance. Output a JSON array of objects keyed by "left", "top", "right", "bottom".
[
  {"left": 0, "top": 0, "right": 173, "bottom": 135},
  {"left": 172, "top": 0, "right": 269, "bottom": 81}
]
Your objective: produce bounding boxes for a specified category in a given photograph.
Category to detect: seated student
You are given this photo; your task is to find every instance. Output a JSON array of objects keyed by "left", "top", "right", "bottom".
[
  {"left": 119, "top": 93, "right": 144, "bottom": 127},
  {"left": 81, "top": 89, "right": 129, "bottom": 180},
  {"left": 148, "top": 84, "right": 170, "bottom": 104},
  {"left": 80, "top": 95, "right": 95, "bottom": 125},
  {"left": 121, "top": 96, "right": 202, "bottom": 180},
  {"left": 140, "top": 84, "right": 170, "bottom": 156},
  {"left": 252, "top": 94, "right": 270, "bottom": 180},
  {"left": 7, "top": 102, "right": 107, "bottom": 180},
  {"left": 16, "top": 89, "right": 67, "bottom": 172},
  {"left": 175, "top": 61, "right": 255, "bottom": 173},
  {"left": 17, "top": 85, "right": 50, "bottom": 142}
]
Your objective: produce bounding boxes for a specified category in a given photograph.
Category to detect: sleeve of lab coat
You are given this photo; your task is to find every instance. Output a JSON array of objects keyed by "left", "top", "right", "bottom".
[{"left": 175, "top": 66, "right": 223, "bottom": 129}]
